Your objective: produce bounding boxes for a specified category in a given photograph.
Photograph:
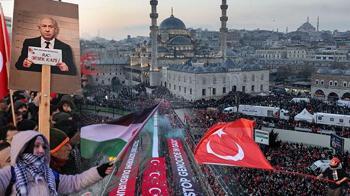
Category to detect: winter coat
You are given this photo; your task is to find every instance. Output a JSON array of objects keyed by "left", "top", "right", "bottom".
[{"left": 0, "top": 131, "right": 103, "bottom": 195}]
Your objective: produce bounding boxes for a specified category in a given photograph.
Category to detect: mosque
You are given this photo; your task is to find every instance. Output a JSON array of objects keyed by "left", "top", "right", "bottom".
[
  {"left": 297, "top": 17, "right": 318, "bottom": 33},
  {"left": 103, "top": 0, "right": 270, "bottom": 101},
  {"left": 130, "top": 9, "right": 222, "bottom": 71},
  {"left": 158, "top": 10, "right": 195, "bottom": 59}
]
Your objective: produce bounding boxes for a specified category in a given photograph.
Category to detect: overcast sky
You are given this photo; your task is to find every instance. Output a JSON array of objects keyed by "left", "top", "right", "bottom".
[{"left": 1, "top": 0, "right": 349, "bottom": 40}]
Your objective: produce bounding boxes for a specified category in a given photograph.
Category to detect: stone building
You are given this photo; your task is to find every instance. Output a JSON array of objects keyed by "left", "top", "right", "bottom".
[
  {"left": 311, "top": 68, "right": 350, "bottom": 101},
  {"left": 161, "top": 60, "right": 269, "bottom": 101}
]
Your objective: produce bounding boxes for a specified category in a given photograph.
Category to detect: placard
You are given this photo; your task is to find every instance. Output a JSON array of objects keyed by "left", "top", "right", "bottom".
[
  {"left": 28, "top": 46, "right": 62, "bottom": 66},
  {"left": 9, "top": 0, "right": 81, "bottom": 94}
]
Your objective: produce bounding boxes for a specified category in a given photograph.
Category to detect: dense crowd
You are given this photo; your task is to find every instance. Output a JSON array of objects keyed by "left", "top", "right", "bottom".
[
  {"left": 83, "top": 86, "right": 159, "bottom": 112},
  {"left": 220, "top": 142, "right": 350, "bottom": 195},
  {"left": 183, "top": 104, "right": 350, "bottom": 195},
  {"left": 188, "top": 91, "right": 350, "bottom": 138},
  {"left": 186, "top": 118, "right": 350, "bottom": 195},
  {"left": 0, "top": 90, "right": 114, "bottom": 170},
  {"left": 0, "top": 90, "right": 114, "bottom": 195},
  {"left": 1, "top": 83, "right": 350, "bottom": 195}
]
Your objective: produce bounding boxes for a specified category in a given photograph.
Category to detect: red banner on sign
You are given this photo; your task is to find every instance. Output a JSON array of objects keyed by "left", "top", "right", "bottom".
[
  {"left": 167, "top": 139, "right": 201, "bottom": 195},
  {"left": 109, "top": 140, "right": 140, "bottom": 196},
  {"left": 141, "top": 157, "right": 169, "bottom": 196}
]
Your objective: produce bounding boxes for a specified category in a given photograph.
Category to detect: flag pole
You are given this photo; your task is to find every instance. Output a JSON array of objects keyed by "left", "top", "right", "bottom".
[
  {"left": 0, "top": 4, "right": 16, "bottom": 127},
  {"left": 38, "top": 65, "right": 51, "bottom": 141}
]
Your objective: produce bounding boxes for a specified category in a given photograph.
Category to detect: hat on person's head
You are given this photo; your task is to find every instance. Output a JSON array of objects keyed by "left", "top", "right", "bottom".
[
  {"left": 14, "top": 100, "right": 27, "bottom": 111},
  {"left": 54, "top": 119, "right": 77, "bottom": 138},
  {"left": 50, "top": 128, "right": 70, "bottom": 154},
  {"left": 17, "top": 119, "right": 37, "bottom": 131},
  {"left": 12, "top": 91, "right": 28, "bottom": 102},
  {"left": 52, "top": 112, "right": 76, "bottom": 137},
  {"left": 50, "top": 92, "right": 57, "bottom": 100},
  {"left": 57, "top": 94, "right": 75, "bottom": 109},
  {"left": 330, "top": 157, "right": 341, "bottom": 166},
  {"left": 52, "top": 112, "right": 72, "bottom": 124}
]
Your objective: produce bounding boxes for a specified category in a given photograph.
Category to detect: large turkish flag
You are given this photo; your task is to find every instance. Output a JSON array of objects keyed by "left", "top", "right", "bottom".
[
  {"left": 0, "top": 6, "right": 10, "bottom": 100},
  {"left": 194, "top": 118, "right": 273, "bottom": 170}
]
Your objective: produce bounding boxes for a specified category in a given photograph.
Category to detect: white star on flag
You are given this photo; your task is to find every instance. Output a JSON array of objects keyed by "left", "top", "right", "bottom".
[{"left": 213, "top": 128, "right": 226, "bottom": 138}]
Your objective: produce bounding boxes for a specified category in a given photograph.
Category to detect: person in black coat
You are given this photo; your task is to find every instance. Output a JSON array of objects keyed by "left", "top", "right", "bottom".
[
  {"left": 15, "top": 17, "right": 77, "bottom": 76},
  {"left": 317, "top": 157, "right": 348, "bottom": 196}
]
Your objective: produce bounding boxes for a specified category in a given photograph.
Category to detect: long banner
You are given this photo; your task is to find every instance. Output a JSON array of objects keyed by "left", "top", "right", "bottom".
[
  {"left": 167, "top": 139, "right": 200, "bottom": 195},
  {"left": 109, "top": 140, "right": 140, "bottom": 196},
  {"left": 141, "top": 157, "right": 169, "bottom": 196}
]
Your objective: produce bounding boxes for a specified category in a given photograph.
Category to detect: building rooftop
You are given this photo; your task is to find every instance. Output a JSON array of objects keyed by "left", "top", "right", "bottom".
[
  {"left": 160, "top": 15, "right": 186, "bottom": 30},
  {"left": 167, "top": 60, "right": 266, "bottom": 73},
  {"left": 168, "top": 36, "right": 192, "bottom": 45},
  {"left": 316, "top": 68, "right": 350, "bottom": 76}
]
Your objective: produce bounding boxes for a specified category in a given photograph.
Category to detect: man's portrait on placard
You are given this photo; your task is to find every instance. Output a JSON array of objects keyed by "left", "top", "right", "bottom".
[
  {"left": 9, "top": 0, "right": 81, "bottom": 94},
  {"left": 15, "top": 17, "right": 77, "bottom": 76}
]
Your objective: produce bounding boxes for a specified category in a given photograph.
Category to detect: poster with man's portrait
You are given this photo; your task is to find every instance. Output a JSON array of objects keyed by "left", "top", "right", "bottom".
[{"left": 9, "top": 0, "right": 80, "bottom": 94}]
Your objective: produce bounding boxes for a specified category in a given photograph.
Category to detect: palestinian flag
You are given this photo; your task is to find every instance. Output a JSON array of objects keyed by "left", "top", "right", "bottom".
[{"left": 80, "top": 105, "right": 158, "bottom": 159}]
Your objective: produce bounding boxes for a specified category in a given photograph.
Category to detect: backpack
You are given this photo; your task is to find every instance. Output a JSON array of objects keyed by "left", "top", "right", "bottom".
[{"left": 5, "top": 166, "right": 60, "bottom": 195}]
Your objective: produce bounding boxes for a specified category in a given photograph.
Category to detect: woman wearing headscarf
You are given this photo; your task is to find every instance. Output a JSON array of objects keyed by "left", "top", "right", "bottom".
[{"left": 0, "top": 130, "right": 113, "bottom": 195}]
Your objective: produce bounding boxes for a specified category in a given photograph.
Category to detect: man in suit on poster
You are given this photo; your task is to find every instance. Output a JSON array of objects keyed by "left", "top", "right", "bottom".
[{"left": 15, "top": 17, "right": 77, "bottom": 76}]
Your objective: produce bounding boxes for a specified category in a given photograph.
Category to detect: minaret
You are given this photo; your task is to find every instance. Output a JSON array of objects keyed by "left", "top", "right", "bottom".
[
  {"left": 307, "top": 16, "right": 309, "bottom": 23},
  {"left": 220, "top": 0, "right": 228, "bottom": 61},
  {"left": 317, "top": 16, "right": 319, "bottom": 32},
  {"left": 149, "top": 0, "right": 159, "bottom": 86}
]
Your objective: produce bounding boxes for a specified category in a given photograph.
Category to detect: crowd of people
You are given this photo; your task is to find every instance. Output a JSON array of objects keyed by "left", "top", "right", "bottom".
[
  {"left": 186, "top": 113, "right": 350, "bottom": 195},
  {"left": 222, "top": 142, "right": 350, "bottom": 195},
  {"left": 188, "top": 91, "right": 350, "bottom": 138},
  {"left": 1, "top": 83, "right": 350, "bottom": 195},
  {"left": 0, "top": 90, "right": 115, "bottom": 195}
]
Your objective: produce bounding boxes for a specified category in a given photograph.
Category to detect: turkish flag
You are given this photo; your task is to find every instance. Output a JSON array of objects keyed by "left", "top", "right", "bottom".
[
  {"left": 141, "top": 157, "right": 169, "bottom": 196},
  {"left": 0, "top": 6, "right": 10, "bottom": 100},
  {"left": 194, "top": 118, "right": 273, "bottom": 170}
]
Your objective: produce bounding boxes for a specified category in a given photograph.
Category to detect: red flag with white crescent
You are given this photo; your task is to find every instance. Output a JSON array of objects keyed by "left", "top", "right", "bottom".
[
  {"left": 0, "top": 5, "right": 10, "bottom": 100},
  {"left": 141, "top": 157, "right": 169, "bottom": 196},
  {"left": 194, "top": 118, "right": 273, "bottom": 170}
]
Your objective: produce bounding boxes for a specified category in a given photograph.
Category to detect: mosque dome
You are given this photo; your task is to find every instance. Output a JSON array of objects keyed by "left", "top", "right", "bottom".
[
  {"left": 297, "top": 18, "right": 316, "bottom": 33},
  {"left": 160, "top": 15, "right": 186, "bottom": 30},
  {"left": 168, "top": 36, "right": 192, "bottom": 45}
]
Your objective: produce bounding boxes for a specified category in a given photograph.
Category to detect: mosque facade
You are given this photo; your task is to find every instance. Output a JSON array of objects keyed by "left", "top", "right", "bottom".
[{"left": 119, "top": 0, "right": 270, "bottom": 101}]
